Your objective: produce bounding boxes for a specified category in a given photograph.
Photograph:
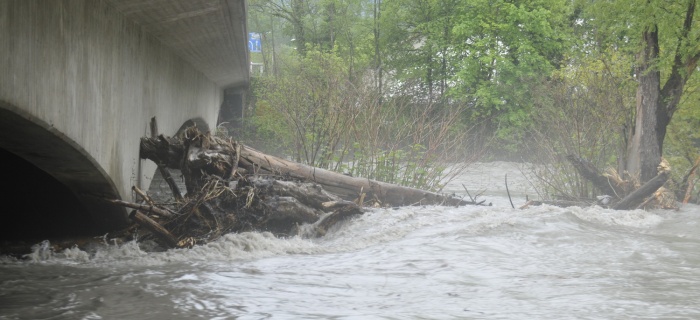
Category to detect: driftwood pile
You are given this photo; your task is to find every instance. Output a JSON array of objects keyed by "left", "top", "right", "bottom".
[
  {"left": 520, "top": 155, "right": 679, "bottom": 210},
  {"left": 107, "top": 123, "right": 477, "bottom": 249}
]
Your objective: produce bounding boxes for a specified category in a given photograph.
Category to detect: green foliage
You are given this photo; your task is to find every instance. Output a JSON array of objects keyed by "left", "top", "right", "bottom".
[
  {"left": 664, "top": 73, "right": 700, "bottom": 202},
  {"left": 449, "top": 0, "right": 573, "bottom": 115},
  {"left": 379, "top": 0, "right": 463, "bottom": 101},
  {"left": 666, "top": 72, "right": 700, "bottom": 161},
  {"left": 377, "top": 0, "right": 578, "bottom": 156}
]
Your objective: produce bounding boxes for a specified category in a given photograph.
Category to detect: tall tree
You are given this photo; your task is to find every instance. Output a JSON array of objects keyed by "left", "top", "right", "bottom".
[
  {"left": 252, "top": 0, "right": 316, "bottom": 56},
  {"left": 379, "top": 0, "right": 464, "bottom": 103},
  {"left": 587, "top": 0, "right": 700, "bottom": 182},
  {"left": 448, "top": 0, "right": 573, "bottom": 137},
  {"left": 373, "top": 0, "right": 382, "bottom": 97}
]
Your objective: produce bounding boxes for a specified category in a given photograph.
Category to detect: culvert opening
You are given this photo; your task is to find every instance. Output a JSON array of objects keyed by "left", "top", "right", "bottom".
[
  {"left": 0, "top": 148, "right": 99, "bottom": 242},
  {"left": 0, "top": 106, "right": 129, "bottom": 254}
]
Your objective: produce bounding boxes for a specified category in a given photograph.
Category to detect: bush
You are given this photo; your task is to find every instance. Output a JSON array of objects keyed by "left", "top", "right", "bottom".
[
  {"left": 522, "top": 53, "right": 636, "bottom": 200},
  {"left": 244, "top": 48, "right": 481, "bottom": 192}
]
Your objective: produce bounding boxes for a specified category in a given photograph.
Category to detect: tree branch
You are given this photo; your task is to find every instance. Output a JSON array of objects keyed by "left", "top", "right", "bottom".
[{"left": 660, "top": 0, "right": 697, "bottom": 117}]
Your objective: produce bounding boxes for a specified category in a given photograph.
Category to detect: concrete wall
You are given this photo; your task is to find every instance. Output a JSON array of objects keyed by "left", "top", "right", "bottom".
[{"left": 0, "top": 0, "right": 225, "bottom": 231}]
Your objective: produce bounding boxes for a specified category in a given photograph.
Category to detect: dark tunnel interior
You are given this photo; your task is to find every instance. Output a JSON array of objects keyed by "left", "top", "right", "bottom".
[{"left": 0, "top": 147, "right": 100, "bottom": 242}]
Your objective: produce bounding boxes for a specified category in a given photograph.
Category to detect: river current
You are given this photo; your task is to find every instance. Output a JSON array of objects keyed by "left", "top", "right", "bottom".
[{"left": 1, "top": 162, "right": 699, "bottom": 319}]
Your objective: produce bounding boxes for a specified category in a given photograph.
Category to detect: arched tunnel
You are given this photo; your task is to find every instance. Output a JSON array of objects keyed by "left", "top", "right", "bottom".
[
  {"left": 0, "top": 148, "right": 97, "bottom": 240},
  {"left": 0, "top": 105, "right": 129, "bottom": 248}
]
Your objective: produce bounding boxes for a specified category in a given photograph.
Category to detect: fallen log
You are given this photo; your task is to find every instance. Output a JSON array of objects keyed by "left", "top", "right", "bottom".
[
  {"left": 244, "top": 176, "right": 364, "bottom": 235},
  {"left": 106, "top": 199, "right": 173, "bottom": 218},
  {"left": 140, "top": 127, "right": 475, "bottom": 208},
  {"left": 566, "top": 154, "right": 677, "bottom": 210},
  {"left": 238, "top": 146, "right": 474, "bottom": 206},
  {"left": 519, "top": 199, "right": 593, "bottom": 209},
  {"left": 129, "top": 210, "right": 178, "bottom": 248},
  {"left": 132, "top": 186, "right": 155, "bottom": 206},
  {"left": 158, "top": 166, "right": 184, "bottom": 202},
  {"left": 566, "top": 155, "right": 624, "bottom": 199},
  {"left": 312, "top": 202, "right": 364, "bottom": 237},
  {"left": 613, "top": 171, "right": 670, "bottom": 210}
]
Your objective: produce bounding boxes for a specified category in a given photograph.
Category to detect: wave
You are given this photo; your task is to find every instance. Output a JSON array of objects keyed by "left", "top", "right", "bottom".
[{"left": 5, "top": 199, "right": 682, "bottom": 267}]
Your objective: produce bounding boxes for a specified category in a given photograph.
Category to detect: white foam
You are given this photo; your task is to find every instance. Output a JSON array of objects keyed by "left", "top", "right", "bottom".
[
  {"left": 12, "top": 232, "right": 328, "bottom": 266},
  {"left": 5, "top": 200, "right": 674, "bottom": 267},
  {"left": 566, "top": 205, "right": 664, "bottom": 229}
]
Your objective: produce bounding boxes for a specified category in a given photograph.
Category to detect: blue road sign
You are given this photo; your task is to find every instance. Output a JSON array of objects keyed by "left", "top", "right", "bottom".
[{"left": 249, "top": 32, "right": 262, "bottom": 53}]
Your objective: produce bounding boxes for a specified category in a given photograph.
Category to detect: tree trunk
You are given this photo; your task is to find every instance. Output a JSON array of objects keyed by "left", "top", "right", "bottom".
[
  {"left": 626, "top": 28, "right": 662, "bottom": 184},
  {"left": 567, "top": 155, "right": 624, "bottom": 198},
  {"left": 612, "top": 171, "right": 670, "bottom": 210},
  {"left": 625, "top": 0, "right": 699, "bottom": 183},
  {"left": 291, "top": 0, "right": 307, "bottom": 55}
]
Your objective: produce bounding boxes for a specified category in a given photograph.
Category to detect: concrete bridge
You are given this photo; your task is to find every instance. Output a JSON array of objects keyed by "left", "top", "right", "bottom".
[{"left": 0, "top": 0, "right": 249, "bottom": 241}]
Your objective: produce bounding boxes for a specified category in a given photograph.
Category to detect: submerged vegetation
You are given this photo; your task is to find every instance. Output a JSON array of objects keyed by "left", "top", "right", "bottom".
[{"left": 233, "top": 0, "right": 700, "bottom": 205}]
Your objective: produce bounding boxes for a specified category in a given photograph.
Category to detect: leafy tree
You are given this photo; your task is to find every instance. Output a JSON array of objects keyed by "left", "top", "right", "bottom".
[
  {"left": 584, "top": 0, "right": 700, "bottom": 182},
  {"left": 380, "top": 0, "right": 462, "bottom": 103},
  {"left": 449, "top": 0, "right": 573, "bottom": 120}
]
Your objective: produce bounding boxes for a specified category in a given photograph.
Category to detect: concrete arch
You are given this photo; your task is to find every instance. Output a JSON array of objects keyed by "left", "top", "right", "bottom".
[{"left": 0, "top": 102, "right": 129, "bottom": 241}]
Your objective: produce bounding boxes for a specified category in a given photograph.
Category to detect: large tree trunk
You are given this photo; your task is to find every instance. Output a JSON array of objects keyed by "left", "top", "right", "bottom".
[
  {"left": 626, "top": 28, "right": 662, "bottom": 183},
  {"left": 625, "top": 0, "right": 699, "bottom": 183}
]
